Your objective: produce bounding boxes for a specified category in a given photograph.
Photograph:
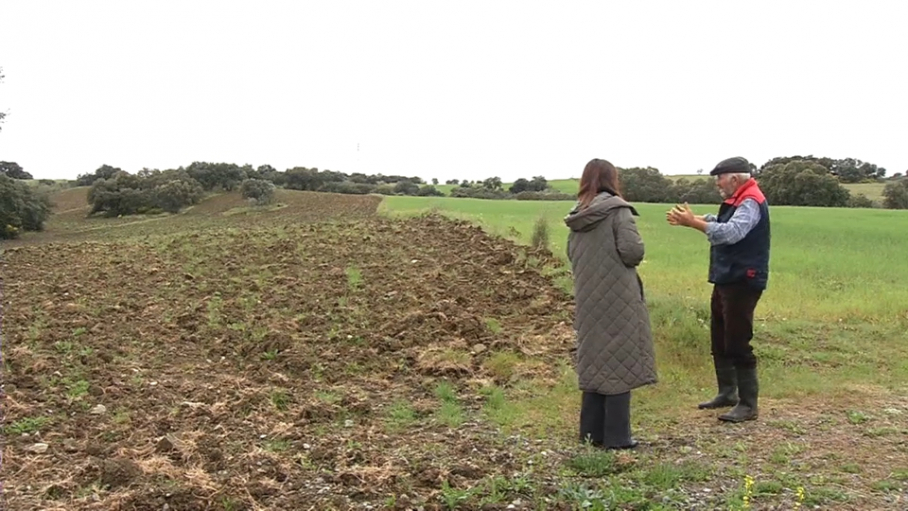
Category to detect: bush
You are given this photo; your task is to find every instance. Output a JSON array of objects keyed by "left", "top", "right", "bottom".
[
  {"left": 759, "top": 160, "right": 850, "bottom": 207},
  {"left": 846, "top": 193, "right": 876, "bottom": 209},
  {"left": 88, "top": 171, "right": 204, "bottom": 217},
  {"left": 0, "top": 161, "right": 32, "bottom": 180},
  {"left": 0, "top": 174, "right": 52, "bottom": 238},
  {"left": 185, "top": 162, "right": 249, "bottom": 191},
  {"left": 393, "top": 181, "right": 420, "bottom": 196},
  {"left": 240, "top": 178, "right": 276, "bottom": 205},
  {"left": 620, "top": 167, "right": 676, "bottom": 203},
  {"left": 75, "top": 164, "right": 123, "bottom": 187},
  {"left": 373, "top": 184, "right": 397, "bottom": 196},
  {"left": 320, "top": 181, "right": 375, "bottom": 195},
  {"left": 416, "top": 185, "right": 444, "bottom": 197},
  {"left": 883, "top": 180, "right": 908, "bottom": 209},
  {"left": 450, "top": 187, "right": 510, "bottom": 200},
  {"left": 514, "top": 191, "right": 575, "bottom": 201},
  {"left": 155, "top": 179, "right": 205, "bottom": 213},
  {"left": 673, "top": 178, "right": 722, "bottom": 204}
]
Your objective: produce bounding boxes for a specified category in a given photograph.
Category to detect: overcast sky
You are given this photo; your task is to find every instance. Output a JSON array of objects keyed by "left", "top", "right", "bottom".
[{"left": 1, "top": 1, "right": 906, "bottom": 182}]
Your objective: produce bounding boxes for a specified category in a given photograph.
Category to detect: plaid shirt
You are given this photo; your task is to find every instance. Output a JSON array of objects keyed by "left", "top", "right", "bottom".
[{"left": 704, "top": 198, "right": 762, "bottom": 246}]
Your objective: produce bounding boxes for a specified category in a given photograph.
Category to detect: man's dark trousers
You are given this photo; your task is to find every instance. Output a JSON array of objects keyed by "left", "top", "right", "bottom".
[
  {"left": 711, "top": 282, "right": 762, "bottom": 368},
  {"left": 700, "top": 282, "right": 763, "bottom": 422}
]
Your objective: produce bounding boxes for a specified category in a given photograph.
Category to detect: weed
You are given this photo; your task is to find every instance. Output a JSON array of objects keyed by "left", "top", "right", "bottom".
[
  {"left": 891, "top": 469, "right": 908, "bottom": 481},
  {"left": 438, "top": 401, "right": 464, "bottom": 428},
  {"left": 483, "top": 351, "right": 520, "bottom": 382},
  {"left": 54, "top": 340, "right": 75, "bottom": 355},
  {"left": 264, "top": 439, "right": 290, "bottom": 452},
  {"left": 841, "top": 463, "right": 861, "bottom": 474},
  {"left": 484, "top": 317, "right": 502, "bottom": 334},
  {"left": 270, "top": 391, "right": 289, "bottom": 411},
  {"left": 345, "top": 265, "right": 362, "bottom": 290},
  {"left": 434, "top": 381, "right": 457, "bottom": 403},
  {"left": 566, "top": 450, "right": 619, "bottom": 477},
  {"left": 846, "top": 410, "right": 870, "bottom": 424},
  {"left": 440, "top": 480, "right": 474, "bottom": 509},
  {"left": 531, "top": 215, "right": 549, "bottom": 251},
  {"left": 67, "top": 379, "right": 90, "bottom": 400},
  {"left": 4, "top": 416, "right": 51, "bottom": 435},
  {"left": 315, "top": 390, "right": 342, "bottom": 404}
]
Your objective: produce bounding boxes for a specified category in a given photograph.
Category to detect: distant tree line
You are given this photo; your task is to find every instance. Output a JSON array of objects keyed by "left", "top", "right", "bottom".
[
  {"left": 461, "top": 156, "right": 908, "bottom": 209},
  {"left": 2, "top": 153, "right": 907, "bottom": 234},
  {"left": 74, "top": 162, "right": 453, "bottom": 217},
  {"left": 73, "top": 162, "right": 583, "bottom": 217}
]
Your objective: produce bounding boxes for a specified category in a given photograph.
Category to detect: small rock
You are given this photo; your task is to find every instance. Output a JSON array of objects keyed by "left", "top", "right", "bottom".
[
  {"left": 90, "top": 404, "right": 107, "bottom": 415},
  {"left": 27, "top": 443, "right": 49, "bottom": 454},
  {"left": 155, "top": 436, "right": 176, "bottom": 453},
  {"left": 472, "top": 343, "right": 487, "bottom": 354},
  {"left": 149, "top": 381, "right": 158, "bottom": 386},
  {"left": 303, "top": 443, "right": 311, "bottom": 450},
  {"left": 344, "top": 419, "right": 354, "bottom": 428}
]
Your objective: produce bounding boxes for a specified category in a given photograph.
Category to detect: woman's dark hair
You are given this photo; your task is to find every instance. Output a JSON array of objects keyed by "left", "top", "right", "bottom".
[{"left": 577, "top": 158, "right": 621, "bottom": 208}]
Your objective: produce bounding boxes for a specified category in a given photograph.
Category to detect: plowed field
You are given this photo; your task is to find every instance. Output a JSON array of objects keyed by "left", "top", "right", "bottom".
[{"left": 2, "top": 193, "right": 580, "bottom": 510}]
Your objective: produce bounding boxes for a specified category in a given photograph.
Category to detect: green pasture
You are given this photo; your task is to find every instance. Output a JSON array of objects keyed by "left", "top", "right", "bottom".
[{"left": 381, "top": 195, "right": 908, "bottom": 404}]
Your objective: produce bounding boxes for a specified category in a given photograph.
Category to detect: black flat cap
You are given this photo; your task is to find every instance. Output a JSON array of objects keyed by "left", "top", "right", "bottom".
[{"left": 710, "top": 156, "right": 751, "bottom": 176}]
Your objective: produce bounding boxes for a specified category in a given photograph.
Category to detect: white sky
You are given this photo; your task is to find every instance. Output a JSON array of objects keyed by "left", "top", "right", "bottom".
[{"left": 1, "top": 1, "right": 906, "bottom": 182}]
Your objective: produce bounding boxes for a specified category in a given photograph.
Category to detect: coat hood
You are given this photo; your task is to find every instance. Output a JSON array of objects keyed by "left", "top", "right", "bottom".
[{"left": 564, "top": 192, "right": 639, "bottom": 232}]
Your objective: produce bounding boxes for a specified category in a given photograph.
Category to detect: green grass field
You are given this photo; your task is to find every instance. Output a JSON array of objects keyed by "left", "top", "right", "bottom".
[
  {"left": 380, "top": 196, "right": 908, "bottom": 508},
  {"left": 382, "top": 196, "right": 908, "bottom": 398}
]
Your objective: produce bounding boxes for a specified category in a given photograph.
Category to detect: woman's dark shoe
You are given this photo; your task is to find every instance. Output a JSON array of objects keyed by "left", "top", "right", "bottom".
[
  {"left": 603, "top": 392, "right": 636, "bottom": 448},
  {"left": 604, "top": 439, "right": 639, "bottom": 450}
]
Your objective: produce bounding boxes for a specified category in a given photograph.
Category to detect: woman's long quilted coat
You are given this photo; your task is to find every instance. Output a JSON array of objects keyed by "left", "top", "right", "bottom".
[{"left": 565, "top": 192, "right": 657, "bottom": 395}]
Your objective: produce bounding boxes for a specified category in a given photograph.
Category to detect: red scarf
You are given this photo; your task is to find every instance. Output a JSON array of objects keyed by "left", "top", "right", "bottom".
[{"left": 725, "top": 178, "right": 766, "bottom": 207}]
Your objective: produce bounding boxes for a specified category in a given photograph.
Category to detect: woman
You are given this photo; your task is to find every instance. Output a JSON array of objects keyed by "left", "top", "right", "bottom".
[{"left": 564, "top": 158, "right": 657, "bottom": 449}]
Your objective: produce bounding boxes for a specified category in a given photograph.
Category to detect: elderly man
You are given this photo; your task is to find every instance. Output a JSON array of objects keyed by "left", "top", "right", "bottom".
[{"left": 666, "top": 156, "right": 770, "bottom": 423}]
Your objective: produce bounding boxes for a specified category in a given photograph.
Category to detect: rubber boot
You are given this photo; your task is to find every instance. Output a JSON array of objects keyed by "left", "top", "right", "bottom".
[
  {"left": 603, "top": 392, "right": 638, "bottom": 450},
  {"left": 719, "top": 366, "right": 758, "bottom": 422},
  {"left": 579, "top": 392, "right": 605, "bottom": 446},
  {"left": 698, "top": 356, "right": 738, "bottom": 409}
]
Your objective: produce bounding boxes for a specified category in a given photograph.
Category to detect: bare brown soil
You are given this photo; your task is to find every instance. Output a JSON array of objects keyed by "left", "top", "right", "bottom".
[{"left": 2, "top": 192, "right": 575, "bottom": 510}]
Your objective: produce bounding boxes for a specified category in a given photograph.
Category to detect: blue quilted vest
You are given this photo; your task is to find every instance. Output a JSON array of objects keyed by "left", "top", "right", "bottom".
[{"left": 708, "top": 179, "right": 771, "bottom": 291}]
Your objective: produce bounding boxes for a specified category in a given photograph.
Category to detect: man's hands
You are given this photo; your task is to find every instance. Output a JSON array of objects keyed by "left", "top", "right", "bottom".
[
  {"left": 666, "top": 203, "right": 695, "bottom": 226},
  {"left": 667, "top": 203, "right": 709, "bottom": 233}
]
